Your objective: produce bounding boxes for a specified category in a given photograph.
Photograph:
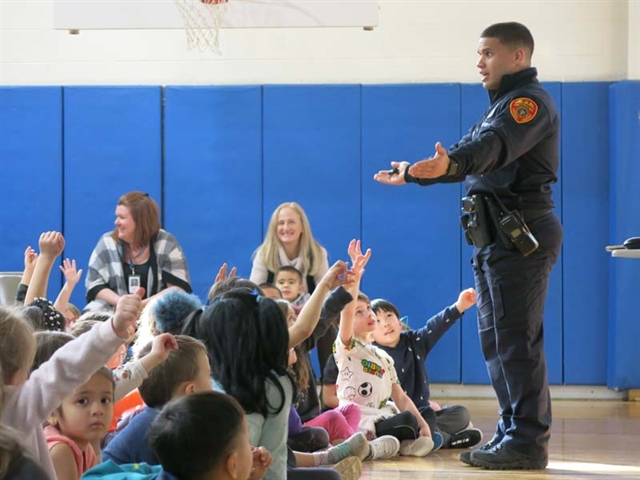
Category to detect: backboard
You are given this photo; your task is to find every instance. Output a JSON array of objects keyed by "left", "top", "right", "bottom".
[{"left": 53, "top": 0, "right": 379, "bottom": 30}]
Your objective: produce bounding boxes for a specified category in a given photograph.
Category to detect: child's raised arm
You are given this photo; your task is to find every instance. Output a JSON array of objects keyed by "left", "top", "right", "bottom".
[
  {"left": 53, "top": 258, "right": 83, "bottom": 318},
  {"left": 113, "top": 332, "right": 178, "bottom": 401},
  {"left": 289, "top": 260, "right": 351, "bottom": 348},
  {"left": 455, "top": 288, "right": 477, "bottom": 313},
  {"left": 20, "top": 246, "right": 38, "bottom": 285},
  {"left": 24, "top": 232, "right": 65, "bottom": 306},
  {"left": 8, "top": 290, "right": 143, "bottom": 433},
  {"left": 338, "top": 240, "right": 371, "bottom": 347},
  {"left": 16, "top": 246, "right": 38, "bottom": 303}
]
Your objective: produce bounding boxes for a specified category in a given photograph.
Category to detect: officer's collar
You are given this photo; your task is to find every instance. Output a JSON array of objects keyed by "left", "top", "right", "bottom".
[{"left": 488, "top": 67, "right": 538, "bottom": 104}]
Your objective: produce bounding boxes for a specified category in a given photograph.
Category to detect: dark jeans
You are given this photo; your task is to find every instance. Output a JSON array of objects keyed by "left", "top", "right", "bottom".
[
  {"left": 473, "top": 212, "right": 563, "bottom": 454},
  {"left": 288, "top": 426, "right": 330, "bottom": 453},
  {"left": 374, "top": 410, "right": 420, "bottom": 442},
  {"left": 419, "top": 404, "right": 471, "bottom": 448}
]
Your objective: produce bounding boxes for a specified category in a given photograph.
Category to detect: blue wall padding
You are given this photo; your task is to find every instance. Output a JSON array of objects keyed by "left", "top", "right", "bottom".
[
  {"left": 561, "top": 82, "right": 610, "bottom": 384},
  {"left": 263, "top": 85, "right": 362, "bottom": 377},
  {"left": 608, "top": 81, "right": 640, "bottom": 390},
  {"left": 164, "top": 86, "right": 263, "bottom": 300},
  {"left": 459, "top": 84, "right": 492, "bottom": 384},
  {"left": 539, "top": 82, "right": 563, "bottom": 385},
  {"left": 458, "top": 83, "right": 564, "bottom": 385},
  {"left": 0, "top": 87, "right": 63, "bottom": 300},
  {"left": 361, "top": 85, "right": 462, "bottom": 383},
  {"left": 63, "top": 87, "right": 162, "bottom": 307},
  {"left": 1, "top": 81, "right": 636, "bottom": 390},
  {"left": 262, "top": 85, "right": 362, "bottom": 265}
]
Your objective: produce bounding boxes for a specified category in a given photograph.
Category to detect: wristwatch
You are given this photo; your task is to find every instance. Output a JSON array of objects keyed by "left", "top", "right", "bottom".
[{"left": 446, "top": 158, "right": 459, "bottom": 176}]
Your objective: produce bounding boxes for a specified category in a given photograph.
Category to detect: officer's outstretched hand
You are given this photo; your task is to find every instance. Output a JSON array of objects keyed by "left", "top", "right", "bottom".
[
  {"left": 408, "top": 142, "right": 450, "bottom": 179},
  {"left": 455, "top": 288, "right": 477, "bottom": 314},
  {"left": 373, "top": 161, "right": 409, "bottom": 186}
]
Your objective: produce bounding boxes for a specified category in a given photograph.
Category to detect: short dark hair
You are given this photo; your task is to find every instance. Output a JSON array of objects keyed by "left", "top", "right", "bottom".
[
  {"left": 138, "top": 335, "right": 207, "bottom": 408},
  {"left": 148, "top": 391, "right": 246, "bottom": 480},
  {"left": 275, "top": 266, "right": 303, "bottom": 283},
  {"left": 31, "top": 331, "right": 74, "bottom": 373},
  {"left": 481, "top": 22, "right": 534, "bottom": 56},
  {"left": 371, "top": 298, "right": 400, "bottom": 319},
  {"left": 259, "top": 283, "right": 283, "bottom": 299}
]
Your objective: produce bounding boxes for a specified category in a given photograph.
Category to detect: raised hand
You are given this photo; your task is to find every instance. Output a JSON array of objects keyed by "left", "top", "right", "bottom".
[
  {"left": 347, "top": 239, "right": 372, "bottom": 275},
  {"left": 318, "top": 260, "right": 355, "bottom": 291},
  {"left": 214, "top": 263, "right": 237, "bottom": 284},
  {"left": 455, "top": 288, "right": 477, "bottom": 313},
  {"left": 59, "top": 258, "right": 83, "bottom": 287},
  {"left": 24, "top": 246, "right": 38, "bottom": 271},
  {"left": 112, "top": 287, "right": 144, "bottom": 339},
  {"left": 38, "top": 231, "right": 65, "bottom": 259},
  {"left": 149, "top": 333, "right": 179, "bottom": 363},
  {"left": 373, "top": 161, "right": 410, "bottom": 186},
  {"left": 25, "top": 232, "right": 65, "bottom": 305},
  {"left": 407, "top": 142, "right": 450, "bottom": 179}
]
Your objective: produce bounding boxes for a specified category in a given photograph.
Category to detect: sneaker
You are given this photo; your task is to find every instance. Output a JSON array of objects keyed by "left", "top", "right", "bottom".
[
  {"left": 364, "top": 435, "right": 400, "bottom": 460},
  {"left": 449, "top": 428, "right": 483, "bottom": 449},
  {"left": 460, "top": 435, "right": 501, "bottom": 466},
  {"left": 431, "top": 432, "right": 444, "bottom": 452},
  {"left": 470, "top": 442, "right": 548, "bottom": 470},
  {"left": 399, "top": 436, "right": 434, "bottom": 457},
  {"left": 342, "top": 432, "right": 370, "bottom": 461},
  {"left": 331, "top": 456, "right": 363, "bottom": 480}
]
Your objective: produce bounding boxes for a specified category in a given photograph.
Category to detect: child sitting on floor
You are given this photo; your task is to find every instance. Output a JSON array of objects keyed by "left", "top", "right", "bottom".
[
  {"left": 45, "top": 367, "right": 116, "bottom": 479},
  {"left": 370, "top": 292, "right": 483, "bottom": 449}
]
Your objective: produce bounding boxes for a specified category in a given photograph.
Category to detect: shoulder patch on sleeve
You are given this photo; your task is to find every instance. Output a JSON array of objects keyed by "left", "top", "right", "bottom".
[{"left": 509, "top": 97, "right": 538, "bottom": 124}]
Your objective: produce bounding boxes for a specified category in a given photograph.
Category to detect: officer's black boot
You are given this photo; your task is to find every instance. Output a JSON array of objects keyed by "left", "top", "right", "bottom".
[
  {"left": 470, "top": 441, "right": 548, "bottom": 470},
  {"left": 459, "top": 435, "right": 502, "bottom": 466}
]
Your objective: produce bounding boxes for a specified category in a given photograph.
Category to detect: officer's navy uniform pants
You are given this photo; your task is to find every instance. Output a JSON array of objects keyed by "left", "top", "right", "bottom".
[{"left": 472, "top": 212, "right": 563, "bottom": 455}]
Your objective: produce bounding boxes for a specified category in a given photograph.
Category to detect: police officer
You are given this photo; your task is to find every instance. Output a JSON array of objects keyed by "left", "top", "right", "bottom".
[{"left": 374, "top": 22, "right": 563, "bottom": 470}]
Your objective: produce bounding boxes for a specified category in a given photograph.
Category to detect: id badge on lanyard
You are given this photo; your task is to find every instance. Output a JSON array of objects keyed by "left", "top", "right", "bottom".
[
  {"left": 128, "top": 245, "right": 146, "bottom": 294},
  {"left": 128, "top": 274, "right": 141, "bottom": 294}
]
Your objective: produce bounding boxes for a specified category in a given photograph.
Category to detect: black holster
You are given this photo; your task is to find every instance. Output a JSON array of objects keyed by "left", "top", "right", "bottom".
[{"left": 460, "top": 194, "right": 494, "bottom": 248}]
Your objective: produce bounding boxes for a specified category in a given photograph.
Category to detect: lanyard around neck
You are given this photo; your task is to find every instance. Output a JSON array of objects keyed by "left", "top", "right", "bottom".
[{"left": 129, "top": 244, "right": 147, "bottom": 274}]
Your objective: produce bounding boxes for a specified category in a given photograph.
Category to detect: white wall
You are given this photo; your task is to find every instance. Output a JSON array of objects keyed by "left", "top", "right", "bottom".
[
  {"left": 0, "top": 0, "right": 636, "bottom": 85},
  {"left": 629, "top": 0, "right": 640, "bottom": 79}
]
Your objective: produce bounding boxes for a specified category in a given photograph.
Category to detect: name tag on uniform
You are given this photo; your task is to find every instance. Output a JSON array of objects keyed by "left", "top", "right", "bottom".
[{"left": 128, "top": 275, "right": 141, "bottom": 294}]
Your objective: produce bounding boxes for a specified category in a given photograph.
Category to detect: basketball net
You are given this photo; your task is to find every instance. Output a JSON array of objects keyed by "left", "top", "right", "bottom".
[{"left": 173, "top": 0, "right": 229, "bottom": 52}]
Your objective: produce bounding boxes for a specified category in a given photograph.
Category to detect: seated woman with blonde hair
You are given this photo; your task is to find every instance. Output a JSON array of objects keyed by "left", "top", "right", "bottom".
[
  {"left": 250, "top": 202, "right": 332, "bottom": 374},
  {"left": 250, "top": 202, "right": 329, "bottom": 296},
  {"left": 85, "top": 191, "right": 192, "bottom": 312}
]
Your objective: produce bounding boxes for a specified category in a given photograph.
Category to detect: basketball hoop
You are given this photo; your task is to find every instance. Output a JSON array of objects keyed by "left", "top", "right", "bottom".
[{"left": 173, "top": 0, "right": 229, "bottom": 52}]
